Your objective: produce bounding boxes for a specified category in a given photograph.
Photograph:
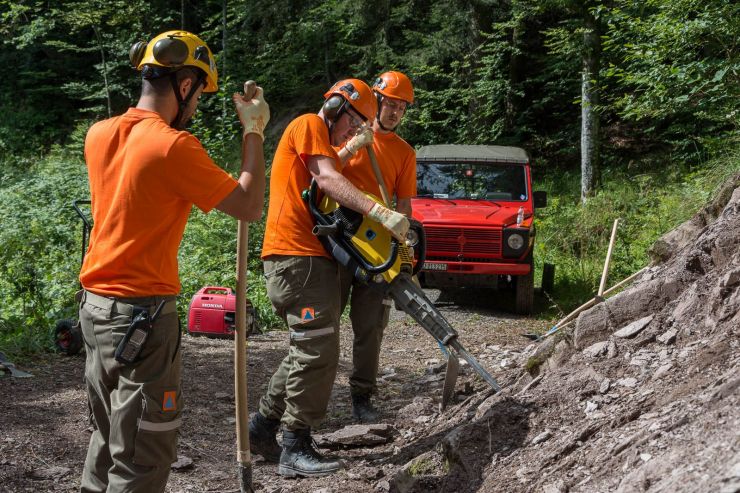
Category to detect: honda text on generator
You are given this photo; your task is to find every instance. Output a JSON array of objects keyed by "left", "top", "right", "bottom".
[
  {"left": 412, "top": 145, "right": 547, "bottom": 314},
  {"left": 306, "top": 180, "right": 500, "bottom": 408},
  {"left": 187, "top": 286, "right": 256, "bottom": 337}
]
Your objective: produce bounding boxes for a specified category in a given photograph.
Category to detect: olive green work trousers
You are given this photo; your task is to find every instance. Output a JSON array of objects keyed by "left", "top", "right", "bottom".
[
  {"left": 338, "top": 265, "right": 391, "bottom": 397},
  {"left": 258, "top": 255, "right": 341, "bottom": 431},
  {"left": 78, "top": 290, "right": 180, "bottom": 493}
]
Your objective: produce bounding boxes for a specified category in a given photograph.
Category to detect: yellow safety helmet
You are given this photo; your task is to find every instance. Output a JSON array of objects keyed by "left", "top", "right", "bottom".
[{"left": 129, "top": 30, "right": 218, "bottom": 93}]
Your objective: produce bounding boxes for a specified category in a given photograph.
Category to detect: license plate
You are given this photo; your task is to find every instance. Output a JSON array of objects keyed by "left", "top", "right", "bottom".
[{"left": 423, "top": 262, "right": 448, "bottom": 271}]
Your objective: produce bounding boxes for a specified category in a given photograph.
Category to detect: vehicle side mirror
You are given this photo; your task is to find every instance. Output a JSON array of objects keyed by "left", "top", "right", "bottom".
[{"left": 533, "top": 191, "right": 547, "bottom": 208}]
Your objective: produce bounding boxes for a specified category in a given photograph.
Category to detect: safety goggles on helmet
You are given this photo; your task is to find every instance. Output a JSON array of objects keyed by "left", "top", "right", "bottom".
[{"left": 129, "top": 30, "right": 218, "bottom": 92}]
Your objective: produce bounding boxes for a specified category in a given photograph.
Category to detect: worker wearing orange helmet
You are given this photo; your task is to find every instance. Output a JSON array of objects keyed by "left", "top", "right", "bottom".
[
  {"left": 335, "top": 70, "right": 417, "bottom": 422},
  {"left": 250, "top": 78, "right": 409, "bottom": 477},
  {"left": 79, "top": 30, "right": 269, "bottom": 492}
]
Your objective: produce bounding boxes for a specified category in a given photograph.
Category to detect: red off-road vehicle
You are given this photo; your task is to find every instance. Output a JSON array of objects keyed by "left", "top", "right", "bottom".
[{"left": 411, "top": 144, "right": 547, "bottom": 314}]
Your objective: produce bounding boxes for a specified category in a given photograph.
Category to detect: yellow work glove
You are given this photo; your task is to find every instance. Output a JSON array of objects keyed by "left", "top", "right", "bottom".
[
  {"left": 344, "top": 126, "right": 374, "bottom": 155},
  {"left": 368, "top": 203, "right": 410, "bottom": 243},
  {"left": 232, "top": 80, "right": 270, "bottom": 141}
]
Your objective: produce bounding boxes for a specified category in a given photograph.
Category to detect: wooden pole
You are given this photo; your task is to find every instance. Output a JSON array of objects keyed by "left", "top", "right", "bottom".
[
  {"left": 598, "top": 219, "right": 619, "bottom": 296},
  {"left": 234, "top": 220, "right": 253, "bottom": 492},
  {"left": 233, "top": 79, "right": 259, "bottom": 493},
  {"left": 367, "top": 146, "right": 392, "bottom": 207},
  {"left": 535, "top": 267, "right": 647, "bottom": 341}
]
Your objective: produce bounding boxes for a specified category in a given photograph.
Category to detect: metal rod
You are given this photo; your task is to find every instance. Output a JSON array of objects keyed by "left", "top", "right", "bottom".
[{"left": 450, "top": 341, "right": 501, "bottom": 392}]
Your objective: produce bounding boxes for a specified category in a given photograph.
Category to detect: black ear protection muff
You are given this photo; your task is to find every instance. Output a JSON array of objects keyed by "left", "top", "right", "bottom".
[
  {"left": 152, "top": 37, "right": 189, "bottom": 66},
  {"left": 129, "top": 41, "right": 147, "bottom": 68},
  {"left": 322, "top": 95, "right": 347, "bottom": 121},
  {"left": 128, "top": 35, "right": 190, "bottom": 69}
]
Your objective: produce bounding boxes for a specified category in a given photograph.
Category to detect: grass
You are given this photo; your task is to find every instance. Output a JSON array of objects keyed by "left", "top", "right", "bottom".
[
  {"left": 1, "top": 142, "right": 737, "bottom": 362},
  {"left": 532, "top": 143, "right": 740, "bottom": 319}
]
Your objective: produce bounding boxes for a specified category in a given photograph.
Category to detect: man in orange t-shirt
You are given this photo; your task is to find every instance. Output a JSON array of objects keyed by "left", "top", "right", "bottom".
[
  {"left": 250, "top": 79, "right": 409, "bottom": 478},
  {"left": 78, "top": 31, "right": 269, "bottom": 493},
  {"left": 335, "top": 71, "right": 417, "bottom": 422}
]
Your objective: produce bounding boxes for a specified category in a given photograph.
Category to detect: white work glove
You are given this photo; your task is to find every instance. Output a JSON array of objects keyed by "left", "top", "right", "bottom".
[
  {"left": 367, "top": 203, "right": 410, "bottom": 243},
  {"left": 232, "top": 80, "right": 270, "bottom": 141},
  {"left": 344, "top": 126, "right": 374, "bottom": 155}
]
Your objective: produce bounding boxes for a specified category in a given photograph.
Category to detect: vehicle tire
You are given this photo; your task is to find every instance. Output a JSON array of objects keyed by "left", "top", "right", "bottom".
[
  {"left": 54, "top": 319, "right": 83, "bottom": 356},
  {"left": 515, "top": 257, "right": 535, "bottom": 315}
]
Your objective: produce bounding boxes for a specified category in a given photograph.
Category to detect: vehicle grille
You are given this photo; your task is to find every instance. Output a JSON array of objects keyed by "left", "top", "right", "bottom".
[{"left": 425, "top": 227, "right": 502, "bottom": 258}]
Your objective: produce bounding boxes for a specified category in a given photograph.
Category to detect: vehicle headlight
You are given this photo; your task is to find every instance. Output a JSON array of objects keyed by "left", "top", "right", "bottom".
[
  {"left": 507, "top": 233, "right": 524, "bottom": 250},
  {"left": 503, "top": 227, "right": 530, "bottom": 258}
]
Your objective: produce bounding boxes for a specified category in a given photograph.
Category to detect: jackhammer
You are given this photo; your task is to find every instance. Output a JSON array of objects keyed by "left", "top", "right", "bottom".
[{"left": 305, "top": 181, "right": 500, "bottom": 406}]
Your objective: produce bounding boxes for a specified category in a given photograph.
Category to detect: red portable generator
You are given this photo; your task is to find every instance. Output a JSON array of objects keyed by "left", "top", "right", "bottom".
[{"left": 187, "top": 286, "right": 256, "bottom": 337}]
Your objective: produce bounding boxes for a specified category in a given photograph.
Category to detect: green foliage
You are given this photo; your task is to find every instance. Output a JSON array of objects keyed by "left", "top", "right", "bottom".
[
  {"left": 1, "top": 0, "right": 739, "bottom": 356},
  {"left": 0, "top": 149, "right": 88, "bottom": 357},
  {"left": 534, "top": 143, "right": 740, "bottom": 315},
  {"left": 601, "top": 0, "right": 740, "bottom": 153}
]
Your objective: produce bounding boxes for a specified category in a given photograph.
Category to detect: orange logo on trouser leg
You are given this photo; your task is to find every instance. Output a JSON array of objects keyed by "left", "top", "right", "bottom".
[
  {"left": 300, "top": 307, "right": 315, "bottom": 322},
  {"left": 163, "top": 391, "right": 177, "bottom": 412}
]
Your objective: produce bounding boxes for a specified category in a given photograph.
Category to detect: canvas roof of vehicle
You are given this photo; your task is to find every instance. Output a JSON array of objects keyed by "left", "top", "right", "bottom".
[{"left": 416, "top": 144, "right": 529, "bottom": 164}]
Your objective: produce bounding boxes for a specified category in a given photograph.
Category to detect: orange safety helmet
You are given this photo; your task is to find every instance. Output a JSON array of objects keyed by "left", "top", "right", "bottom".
[
  {"left": 373, "top": 71, "right": 414, "bottom": 104},
  {"left": 323, "top": 78, "right": 377, "bottom": 122}
]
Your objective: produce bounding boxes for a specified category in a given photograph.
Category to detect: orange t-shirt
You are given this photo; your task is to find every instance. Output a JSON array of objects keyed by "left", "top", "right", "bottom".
[
  {"left": 80, "top": 108, "right": 237, "bottom": 297},
  {"left": 261, "top": 114, "right": 340, "bottom": 258},
  {"left": 341, "top": 131, "right": 416, "bottom": 201}
]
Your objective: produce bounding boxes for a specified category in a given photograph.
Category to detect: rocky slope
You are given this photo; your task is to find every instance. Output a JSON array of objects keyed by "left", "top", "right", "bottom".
[{"left": 380, "top": 174, "right": 740, "bottom": 493}]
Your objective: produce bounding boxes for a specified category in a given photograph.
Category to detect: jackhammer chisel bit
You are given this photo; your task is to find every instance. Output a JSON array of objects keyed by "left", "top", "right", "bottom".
[{"left": 387, "top": 274, "right": 500, "bottom": 392}]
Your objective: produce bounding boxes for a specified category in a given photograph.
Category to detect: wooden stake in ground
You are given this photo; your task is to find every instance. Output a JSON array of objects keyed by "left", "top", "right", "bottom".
[
  {"left": 525, "top": 218, "right": 627, "bottom": 342},
  {"left": 234, "top": 220, "right": 252, "bottom": 492},
  {"left": 598, "top": 218, "right": 620, "bottom": 297}
]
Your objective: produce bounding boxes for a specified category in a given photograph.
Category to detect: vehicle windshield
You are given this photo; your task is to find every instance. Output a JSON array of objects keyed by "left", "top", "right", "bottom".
[{"left": 416, "top": 161, "right": 528, "bottom": 201}]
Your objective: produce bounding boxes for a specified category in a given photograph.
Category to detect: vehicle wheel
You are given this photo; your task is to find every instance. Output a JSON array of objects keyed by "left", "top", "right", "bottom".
[
  {"left": 515, "top": 258, "right": 534, "bottom": 315},
  {"left": 54, "top": 319, "right": 83, "bottom": 356}
]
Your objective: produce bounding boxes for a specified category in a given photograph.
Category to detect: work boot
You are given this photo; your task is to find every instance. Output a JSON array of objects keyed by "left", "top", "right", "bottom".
[
  {"left": 248, "top": 412, "right": 281, "bottom": 462},
  {"left": 278, "top": 428, "right": 343, "bottom": 478},
  {"left": 351, "top": 393, "right": 380, "bottom": 423}
]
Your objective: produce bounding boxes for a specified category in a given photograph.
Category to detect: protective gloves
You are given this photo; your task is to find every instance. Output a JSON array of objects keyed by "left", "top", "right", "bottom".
[
  {"left": 344, "top": 126, "right": 374, "bottom": 155},
  {"left": 232, "top": 80, "right": 270, "bottom": 141},
  {"left": 367, "top": 203, "right": 410, "bottom": 243}
]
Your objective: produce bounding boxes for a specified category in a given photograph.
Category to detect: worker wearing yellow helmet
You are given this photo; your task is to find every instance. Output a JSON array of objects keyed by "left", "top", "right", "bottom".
[{"left": 79, "top": 30, "right": 269, "bottom": 491}]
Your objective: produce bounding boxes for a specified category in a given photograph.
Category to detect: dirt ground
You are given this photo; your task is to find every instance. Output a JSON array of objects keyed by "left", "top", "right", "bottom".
[
  {"left": 2, "top": 179, "right": 739, "bottom": 493},
  {"left": 0, "top": 289, "right": 546, "bottom": 493}
]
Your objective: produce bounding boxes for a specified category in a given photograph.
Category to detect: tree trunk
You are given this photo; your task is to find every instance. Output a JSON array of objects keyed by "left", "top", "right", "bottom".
[
  {"left": 581, "top": 3, "right": 601, "bottom": 204},
  {"left": 222, "top": 0, "right": 228, "bottom": 157},
  {"left": 92, "top": 25, "right": 111, "bottom": 118}
]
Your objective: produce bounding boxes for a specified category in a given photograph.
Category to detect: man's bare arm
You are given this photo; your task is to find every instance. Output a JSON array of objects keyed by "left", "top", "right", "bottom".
[
  {"left": 396, "top": 197, "right": 412, "bottom": 216},
  {"left": 215, "top": 133, "right": 266, "bottom": 222},
  {"left": 307, "top": 155, "right": 374, "bottom": 214}
]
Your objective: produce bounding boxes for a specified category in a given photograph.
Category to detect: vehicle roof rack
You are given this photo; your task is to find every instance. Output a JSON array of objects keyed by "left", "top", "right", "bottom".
[{"left": 416, "top": 144, "right": 529, "bottom": 164}]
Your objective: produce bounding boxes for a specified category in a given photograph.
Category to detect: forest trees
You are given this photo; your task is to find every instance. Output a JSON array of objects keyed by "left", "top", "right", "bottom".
[{"left": 0, "top": 0, "right": 737, "bottom": 346}]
